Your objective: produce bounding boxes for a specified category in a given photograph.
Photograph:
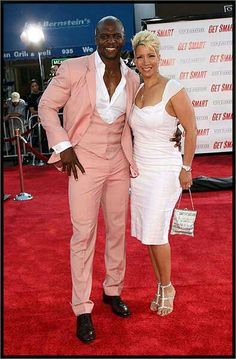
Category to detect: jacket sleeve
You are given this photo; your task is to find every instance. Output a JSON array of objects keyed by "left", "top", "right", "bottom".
[{"left": 38, "top": 60, "right": 72, "bottom": 148}]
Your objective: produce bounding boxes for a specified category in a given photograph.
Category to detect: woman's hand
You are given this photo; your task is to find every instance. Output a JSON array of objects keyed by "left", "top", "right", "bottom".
[
  {"left": 60, "top": 147, "right": 85, "bottom": 180},
  {"left": 179, "top": 169, "right": 192, "bottom": 190}
]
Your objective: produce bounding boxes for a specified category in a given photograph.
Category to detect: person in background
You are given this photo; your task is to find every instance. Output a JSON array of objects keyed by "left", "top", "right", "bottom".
[
  {"left": 27, "top": 79, "right": 48, "bottom": 154},
  {"left": 3, "top": 92, "right": 27, "bottom": 156},
  {"left": 5, "top": 92, "right": 27, "bottom": 126},
  {"left": 27, "top": 79, "right": 43, "bottom": 116},
  {"left": 129, "top": 30, "right": 197, "bottom": 317}
]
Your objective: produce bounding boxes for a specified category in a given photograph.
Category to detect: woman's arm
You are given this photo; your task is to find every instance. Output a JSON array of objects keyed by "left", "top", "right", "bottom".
[{"left": 170, "top": 88, "right": 197, "bottom": 189}]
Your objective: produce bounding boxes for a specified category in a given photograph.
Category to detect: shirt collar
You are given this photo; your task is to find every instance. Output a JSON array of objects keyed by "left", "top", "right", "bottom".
[{"left": 95, "top": 50, "right": 128, "bottom": 75}]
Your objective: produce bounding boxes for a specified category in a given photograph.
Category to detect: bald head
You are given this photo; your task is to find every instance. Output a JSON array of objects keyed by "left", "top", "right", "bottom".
[
  {"left": 95, "top": 16, "right": 125, "bottom": 61},
  {"left": 95, "top": 16, "right": 124, "bottom": 36}
]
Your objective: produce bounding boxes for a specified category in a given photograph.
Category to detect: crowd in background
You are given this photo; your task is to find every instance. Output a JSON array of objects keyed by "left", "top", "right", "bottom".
[
  {"left": 3, "top": 53, "right": 136, "bottom": 162},
  {"left": 3, "top": 64, "right": 62, "bottom": 160}
]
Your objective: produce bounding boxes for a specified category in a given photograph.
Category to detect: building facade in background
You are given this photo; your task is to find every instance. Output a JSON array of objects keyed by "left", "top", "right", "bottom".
[{"left": 3, "top": 2, "right": 232, "bottom": 99}]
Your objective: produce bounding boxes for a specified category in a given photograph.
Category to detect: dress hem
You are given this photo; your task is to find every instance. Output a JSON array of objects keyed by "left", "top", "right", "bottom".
[{"left": 131, "top": 234, "right": 169, "bottom": 246}]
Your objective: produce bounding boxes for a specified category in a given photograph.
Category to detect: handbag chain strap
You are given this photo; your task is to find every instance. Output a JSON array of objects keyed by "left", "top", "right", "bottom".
[{"left": 177, "top": 188, "right": 195, "bottom": 210}]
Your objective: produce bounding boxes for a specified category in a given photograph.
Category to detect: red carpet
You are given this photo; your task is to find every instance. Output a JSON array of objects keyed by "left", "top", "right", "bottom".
[{"left": 3, "top": 154, "right": 233, "bottom": 356}]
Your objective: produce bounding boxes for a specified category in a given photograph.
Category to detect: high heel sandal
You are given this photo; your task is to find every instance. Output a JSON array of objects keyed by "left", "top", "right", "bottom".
[
  {"left": 157, "top": 283, "right": 176, "bottom": 316},
  {"left": 150, "top": 283, "right": 161, "bottom": 311}
]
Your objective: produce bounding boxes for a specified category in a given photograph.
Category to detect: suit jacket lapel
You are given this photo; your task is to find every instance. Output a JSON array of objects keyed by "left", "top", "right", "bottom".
[{"left": 86, "top": 53, "right": 96, "bottom": 111}]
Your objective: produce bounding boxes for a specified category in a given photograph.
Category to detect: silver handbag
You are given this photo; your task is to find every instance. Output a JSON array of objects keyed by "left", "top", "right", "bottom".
[{"left": 170, "top": 189, "right": 197, "bottom": 237}]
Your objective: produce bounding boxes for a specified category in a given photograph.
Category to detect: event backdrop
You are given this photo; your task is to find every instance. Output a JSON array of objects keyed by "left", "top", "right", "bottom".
[{"left": 144, "top": 16, "right": 232, "bottom": 154}]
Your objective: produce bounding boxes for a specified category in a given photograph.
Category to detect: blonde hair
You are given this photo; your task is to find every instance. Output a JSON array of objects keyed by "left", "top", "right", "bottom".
[{"left": 131, "top": 30, "right": 160, "bottom": 55}]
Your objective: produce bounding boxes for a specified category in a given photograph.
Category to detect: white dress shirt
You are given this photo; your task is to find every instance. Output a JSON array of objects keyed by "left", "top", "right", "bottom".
[
  {"left": 53, "top": 51, "right": 128, "bottom": 154},
  {"left": 95, "top": 50, "right": 127, "bottom": 124}
]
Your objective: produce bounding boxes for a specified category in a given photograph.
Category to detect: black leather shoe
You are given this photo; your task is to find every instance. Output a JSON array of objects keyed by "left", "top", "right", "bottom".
[
  {"left": 103, "top": 292, "right": 131, "bottom": 317},
  {"left": 76, "top": 313, "right": 95, "bottom": 343}
]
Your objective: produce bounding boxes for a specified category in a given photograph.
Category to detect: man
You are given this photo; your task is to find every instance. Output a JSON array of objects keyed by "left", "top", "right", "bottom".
[
  {"left": 4, "top": 92, "right": 27, "bottom": 155},
  {"left": 5, "top": 92, "right": 27, "bottom": 126},
  {"left": 39, "top": 16, "right": 180, "bottom": 343}
]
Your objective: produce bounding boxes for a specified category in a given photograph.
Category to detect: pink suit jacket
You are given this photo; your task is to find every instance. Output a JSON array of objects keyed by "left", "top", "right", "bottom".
[{"left": 38, "top": 52, "right": 140, "bottom": 173}]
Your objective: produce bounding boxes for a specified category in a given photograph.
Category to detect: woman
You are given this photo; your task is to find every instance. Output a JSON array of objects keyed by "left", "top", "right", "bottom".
[
  {"left": 27, "top": 79, "right": 43, "bottom": 116},
  {"left": 129, "top": 30, "right": 197, "bottom": 316}
]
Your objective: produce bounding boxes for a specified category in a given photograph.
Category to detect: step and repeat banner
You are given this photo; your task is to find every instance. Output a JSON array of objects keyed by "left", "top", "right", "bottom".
[{"left": 144, "top": 16, "right": 232, "bottom": 154}]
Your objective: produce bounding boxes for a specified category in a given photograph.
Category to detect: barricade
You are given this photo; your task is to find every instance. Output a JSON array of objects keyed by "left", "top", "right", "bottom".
[
  {"left": 3, "top": 116, "right": 27, "bottom": 159},
  {"left": 27, "top": 112, "right": 63, "bottom": 165},
  {"left": 4, "top": 127, "right": 49, "bottom": 201},
  {"left": 14, "top": 128, "right": 33, "bottom": 201},
  {"left": 28, "top": 115, "right": 47, "bottom": 165},
  {"left": 3, "top": 112, "right": 63, "bottom": 165},
  {"left": 3, "top": 112, "right": 64, "bottom": 201}
]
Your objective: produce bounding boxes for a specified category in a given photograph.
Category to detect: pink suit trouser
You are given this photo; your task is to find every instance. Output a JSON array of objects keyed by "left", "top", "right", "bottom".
[{"left": 68, "top": 145, "right": 130, "bottom": 315}]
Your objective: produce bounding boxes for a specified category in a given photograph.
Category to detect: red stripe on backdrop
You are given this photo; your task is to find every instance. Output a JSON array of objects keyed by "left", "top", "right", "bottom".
[{"left": 3, "top": 154, "right": 233, "bottom": 356}]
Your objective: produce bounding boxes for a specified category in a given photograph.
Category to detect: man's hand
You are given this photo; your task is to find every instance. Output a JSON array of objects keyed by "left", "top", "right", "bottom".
[
  {"left": 60, "top": 147, "right": 85, "bottom": 180},
  {"left": 170, "top": 125, "right": 182, "bottom": 151}
]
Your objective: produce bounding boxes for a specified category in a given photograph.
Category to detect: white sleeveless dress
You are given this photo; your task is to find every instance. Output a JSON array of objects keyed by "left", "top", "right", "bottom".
[{"left": 129, "top": 79, "right": 183, "bottom": 245}]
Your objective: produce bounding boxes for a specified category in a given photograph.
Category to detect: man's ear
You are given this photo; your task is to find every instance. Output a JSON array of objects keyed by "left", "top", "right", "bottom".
[{"left": 122, "top": 32, "right": 126, "bottom": 46}]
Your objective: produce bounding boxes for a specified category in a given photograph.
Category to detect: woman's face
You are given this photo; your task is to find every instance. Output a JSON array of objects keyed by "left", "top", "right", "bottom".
[
  {"left": 134, "top": 44, "right": 160, "bottom": 78},
  {"left": 31, "top": 82, "right": 39, "bottom": 93}
]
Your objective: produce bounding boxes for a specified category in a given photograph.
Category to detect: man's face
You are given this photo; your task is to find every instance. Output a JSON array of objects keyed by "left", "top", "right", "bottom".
[
  {"left": 96, "top": 20, "right": 125, "bottom": 61},
  {"left": 12, "top": 101, "right": 19, "bottom": 107}
]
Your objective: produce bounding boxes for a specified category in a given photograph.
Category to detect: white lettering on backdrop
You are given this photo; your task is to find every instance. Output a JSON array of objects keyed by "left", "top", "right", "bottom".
[{"left": 146, "top": 17, "right": 232, "bottom": 154}]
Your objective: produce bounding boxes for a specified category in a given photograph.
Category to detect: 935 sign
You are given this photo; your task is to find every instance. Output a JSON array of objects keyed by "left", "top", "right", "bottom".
[{"left": 61, "top": 48, "right": 74, "bottom": 55}]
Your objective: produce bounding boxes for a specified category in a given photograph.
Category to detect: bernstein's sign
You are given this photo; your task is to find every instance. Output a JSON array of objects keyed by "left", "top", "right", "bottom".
[{"left": 3, "top": 3, "right": 135, "bottom": 60}]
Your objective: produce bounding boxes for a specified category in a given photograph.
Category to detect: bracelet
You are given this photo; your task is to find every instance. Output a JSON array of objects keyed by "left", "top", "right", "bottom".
[{"left": 182, "top": 165, "right": 192, "bottom": 172}]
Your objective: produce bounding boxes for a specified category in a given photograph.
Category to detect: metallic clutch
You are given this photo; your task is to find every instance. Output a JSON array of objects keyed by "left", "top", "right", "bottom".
[{"left": 170, "top": 189, "right": 197, "bottom": 237}]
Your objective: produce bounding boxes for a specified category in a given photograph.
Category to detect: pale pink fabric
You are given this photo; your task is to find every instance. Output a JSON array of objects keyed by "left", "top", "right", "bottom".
[
  {"left": 79, "top": 110, "right": 124, "bottom": 159},
  {"left": 69, "top": 145, "right": 130, "bottom": 315},
  {"left": 70, "top": 114, "right": 131, "bottom": 315},
  {"left": 38, "top": 53, "right": 140, "bottom": 316},
  {"left": 38, "top": 52, "right": 140, "bottom": 173}
]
